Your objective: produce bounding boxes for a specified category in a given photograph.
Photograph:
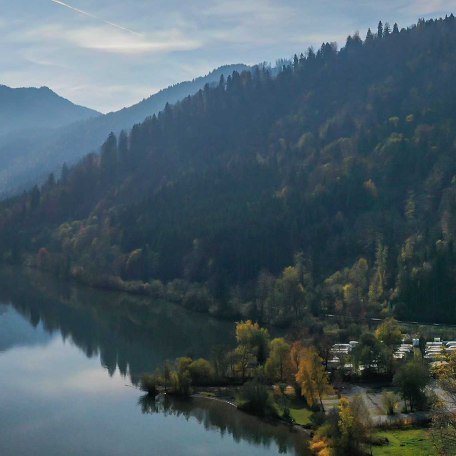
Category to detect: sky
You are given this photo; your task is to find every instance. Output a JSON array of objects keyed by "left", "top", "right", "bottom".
[{"left": 1, "top": 0, "right": 455, "bottom": 113}]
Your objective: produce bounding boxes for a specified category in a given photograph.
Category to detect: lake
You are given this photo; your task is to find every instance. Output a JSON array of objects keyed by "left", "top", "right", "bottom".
[{"left": 0, "top": 267, "right": 309, "bottom": 455}]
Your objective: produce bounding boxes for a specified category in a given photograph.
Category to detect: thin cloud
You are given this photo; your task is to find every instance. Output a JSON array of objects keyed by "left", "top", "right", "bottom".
[
  {"left": 20, "top": 24, "right": 202, "bottom": 56},
  {"left": 50, "top": 0, "right": 142, "bottom": 36},
  {"left": 399, "top": 0, "right": 456, "bottom": 16}
]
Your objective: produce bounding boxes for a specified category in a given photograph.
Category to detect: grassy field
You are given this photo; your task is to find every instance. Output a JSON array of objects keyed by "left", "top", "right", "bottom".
[
  {"left": 285, "top": 396, "right": 314, "bottom": 425},
  {"left": 372, "top": 428, "right": 436, "bottom": 456},
  {"left": 289, "top": 406, "right": 313, "bottom": 425}
]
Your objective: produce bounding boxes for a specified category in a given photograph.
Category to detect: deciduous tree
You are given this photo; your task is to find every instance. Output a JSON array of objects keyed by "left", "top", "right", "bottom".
[
  {"left": 375, "top": 317, "right": 402, "bottom": 349},
  {"left": 235, "top": 320, "right": 270, "bottom": 380},
  {"left": 265, "top": 338, "right": 291, "bottom": 382},
  {"left": 296, "top": 347, "right": 333, "bottom": 411},
  {"left": 393, "top": 359, "right": 429, "bottom": 412},
  {"left": 431, "top": 352, "right": 456, "bottom": 454}
]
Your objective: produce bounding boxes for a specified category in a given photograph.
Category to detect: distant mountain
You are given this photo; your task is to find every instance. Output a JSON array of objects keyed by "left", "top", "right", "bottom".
[
  {"left": 0, "top": 85, "right": 100, "bottom": 137},
  {"left": 0, "top": 64, "right": 249, "bottom": 196}
]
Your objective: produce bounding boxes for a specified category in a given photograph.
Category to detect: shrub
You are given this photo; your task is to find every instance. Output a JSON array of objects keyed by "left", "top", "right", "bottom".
[
  {"left": 188, "top": 358, "right": 214, "bottom": 385},
  {"left": 282, "top": 407, "right": 293, "bottom": 423},
  {"left": 381, "top": 391, "right": 399, "bottom": 415},
  {"left": 140, "top": 374, "right": 158, "bottom": 396},
  {"left": 168, "top": 357, "right": 192, "bottom": 396},
  {"left": 237, "top": 379, "right": 276, "bottom": 417},
  {"left": 170, "top": 370, "right": 191, "bottom": 396},
  {"left": 182, "top": 286, "right": 213, "bottom": 312}
]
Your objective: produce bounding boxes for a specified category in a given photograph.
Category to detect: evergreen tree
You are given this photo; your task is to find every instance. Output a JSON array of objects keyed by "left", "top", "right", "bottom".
[
  {"left": 100, "top": 132, "right": 118, "bottom": 177},
  {"left": 60, "top": 163, "right": 69, "bottom": 184},
  {"left": 118, "top": 130, "right": 129, "bottom": 165},
  {"left": 384, "top": 22, "right": 391, "bottom": 36},
  {"left": 30, "top": 185, "right": 40, "bottom": 210},
  {"left": 293, "top": 54, "right": 299, "bottom": 68},
  {"left": 377, "top": 20, "right": 383, "bottom": 38}
]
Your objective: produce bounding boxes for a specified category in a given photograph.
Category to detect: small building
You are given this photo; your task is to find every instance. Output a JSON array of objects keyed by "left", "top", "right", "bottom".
[{"left": 394, "top": 343, "right": 413, "bottom": 360}]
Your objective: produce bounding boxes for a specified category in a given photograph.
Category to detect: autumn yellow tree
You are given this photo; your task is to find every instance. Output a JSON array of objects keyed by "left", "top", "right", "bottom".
[
  {"left": 368, "top": 241, "right": 388, "bottom": 309},
  {"left": 311, "top": 395, "right": 372, "bottom": 456},
  {"left": 375, "top": 317, "right": 402, "bottom": 374},
  {"left": 289, "top": 341, "right": 306, "bottom": 396},
  {"left": 338, "top": 397, "right": 354, "bottom": 450},
  {"left": 338, "top": 395, "right": 372, "bottom": 455},
  {"left": 289, "top": 341, "right": 305, "bottom": 374},
  {"left": 375, "top": 317, "right": 402, "bottom": 349},
  {"left": 296, "top": 347, "right": 333, "bottom": 411}
]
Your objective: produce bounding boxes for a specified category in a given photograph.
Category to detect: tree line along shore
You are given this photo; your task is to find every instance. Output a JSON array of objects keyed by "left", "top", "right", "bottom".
[{"left": 137, "top": 318, "right": 456, "bottom": 455}]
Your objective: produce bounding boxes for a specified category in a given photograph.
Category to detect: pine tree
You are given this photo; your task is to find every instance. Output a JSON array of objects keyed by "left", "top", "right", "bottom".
[
  {"left": 45, "top": 173, "right": 55, "bottom": 190},
  {"left": 100, "top": 132, "right": 118, "bottom": 177},
  {"left": 293, "top": 54, "right": 299, "bottom": 68},
  {"left": 384, "top": 22, "right": 391, "bottom": 36},
  {"left": 60, "top": 163, "right": 69, "bottom": 184},
  {"left": 307, "top": 46, "right": 315, "bottom": 60},
  {"left": 30, "top": 186, "right": 41, "bottom": 210},
  {"left": 377, "top": 21, "right": 383, "bottom": 38},
  {"left": 118, "top": 130, "right": 128, "bottom": 166}
]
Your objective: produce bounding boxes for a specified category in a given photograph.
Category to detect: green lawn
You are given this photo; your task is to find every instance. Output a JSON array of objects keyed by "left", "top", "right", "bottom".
[
  {"left": 273, "top": 395, "right": 314, "bottom": 425},
  {"left": 372, "top": 428, "right": 436, "bottom": 456},
  {"left": 289, "top": 406, "right": 313, "bottom": 425}
]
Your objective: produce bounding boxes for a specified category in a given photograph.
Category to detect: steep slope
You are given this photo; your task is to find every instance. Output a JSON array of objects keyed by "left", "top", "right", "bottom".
[
  {"left": 0, "top": 64, "right": 248, "bottom": 196},
  {"left": 1, "top": 17, "right": 456, "bottom": 324}
]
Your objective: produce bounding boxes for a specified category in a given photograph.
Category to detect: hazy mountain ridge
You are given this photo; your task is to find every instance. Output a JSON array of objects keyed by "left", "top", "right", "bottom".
[
  {"left": 0, "top": 64, "right": 249, "bottom": 196},
  {"left": 0, "top": 85, "right": 100, "bottom": 136}
]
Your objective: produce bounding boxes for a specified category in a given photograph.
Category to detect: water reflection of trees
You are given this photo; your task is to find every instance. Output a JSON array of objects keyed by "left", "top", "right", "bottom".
[
  {"left": 138, "top": 395, "right": 310, "bottom": 455},
  {"left": 0, "top": 267, "right": 233, "bottom": 383}
]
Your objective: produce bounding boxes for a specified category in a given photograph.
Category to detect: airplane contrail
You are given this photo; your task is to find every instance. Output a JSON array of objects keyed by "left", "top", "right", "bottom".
[{"left": 50, "top": 0, "right": 142, "bottom": 36}]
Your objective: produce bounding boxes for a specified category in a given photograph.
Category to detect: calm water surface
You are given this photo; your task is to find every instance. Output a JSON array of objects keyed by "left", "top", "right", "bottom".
[{"left": 0, "top": 268, "right": 308, "bottom": 455}]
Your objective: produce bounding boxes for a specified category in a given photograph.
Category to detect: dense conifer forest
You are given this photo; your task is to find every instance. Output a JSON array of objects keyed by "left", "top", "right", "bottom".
[{"left": 2, "top": 16, "right": 456, "bottom": 324}]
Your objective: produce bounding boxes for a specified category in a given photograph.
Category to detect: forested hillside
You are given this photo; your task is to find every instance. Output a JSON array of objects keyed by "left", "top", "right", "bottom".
[
  {"left": 2, "top": 17, "right": 456, "bottom": 324},
  {"left": 0, "top": 65, "right": 248, "bottom": 196}
]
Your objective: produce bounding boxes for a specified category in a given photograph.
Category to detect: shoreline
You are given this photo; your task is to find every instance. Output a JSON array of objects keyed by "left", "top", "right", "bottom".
[
  {"left": 20, "top": 263, "right": 243, "bottom": 322},
  {"left": 163, "top": 390, "right": 314, "bottom": 436},
  {"left": 14, "top": 263, "right": 456, "bottom": 329}
]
